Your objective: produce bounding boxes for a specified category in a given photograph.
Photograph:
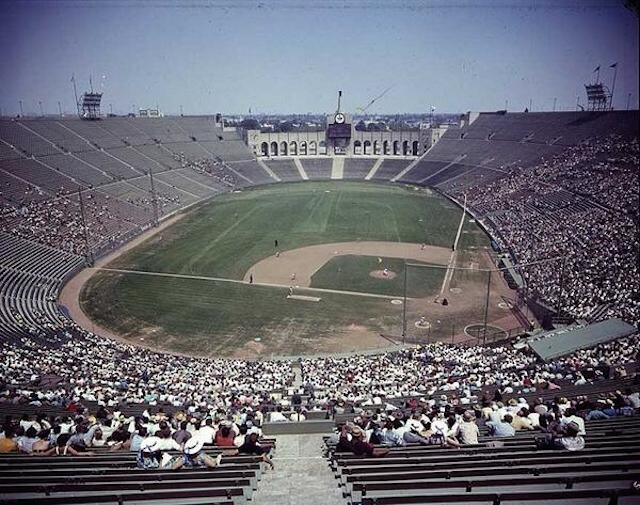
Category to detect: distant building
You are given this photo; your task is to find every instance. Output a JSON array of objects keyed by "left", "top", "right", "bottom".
[
  {"left": 138, "top": 108, "right": 162, "bottom": 118},
  {"left": 243, "top": 111, "right": 448, "bottom": 158}
]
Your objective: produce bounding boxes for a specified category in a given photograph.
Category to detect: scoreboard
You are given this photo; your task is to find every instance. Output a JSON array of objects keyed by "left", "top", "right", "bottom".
[{"left": 327, "top": 123, "right": 352, "bottom": 138}]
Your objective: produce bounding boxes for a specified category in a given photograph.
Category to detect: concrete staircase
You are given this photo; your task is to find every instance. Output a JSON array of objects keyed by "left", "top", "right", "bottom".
[
  {"left": 293, "top": 158, "right": 309, "bottom": 180},
  {"left": 251, "top": 434, "right": 346, "bottom": 505},
  {"left": 331, "top": 157, "right": 344, "bottom": 179},
  {"left": 292, "top": 362, "right": 303, "bottom": 388}
]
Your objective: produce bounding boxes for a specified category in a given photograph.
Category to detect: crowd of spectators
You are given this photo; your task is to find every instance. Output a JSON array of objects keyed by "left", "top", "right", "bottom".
[
  {"left": 1, "top": 190, "right": 153, "bottom": 256},
  {"left": 2, "top": 315, "right": 637, "bottom": 420},
  {"left": 0, "top": 399, "right": 274, "bottom": 468},
  {"left": 300, "top": 335, "right": 639, "bottom": 410},
  {"left": 2, "top": 193, "right": 108, "bottom": 256},
  {"left": 172, "top": 152, "right": 237, "bottom": 187},
  {"left": 0, "top": 321, "right": 295, "bottom": 411},
  {"left": 333, "top": 386, "right": 639, "bottom": 456},
  {"left": 0, "top": 317, "right": 637, "bottom": 467},
  {"left": 449, "top": 135, "right": 639, "bottom": 324}
]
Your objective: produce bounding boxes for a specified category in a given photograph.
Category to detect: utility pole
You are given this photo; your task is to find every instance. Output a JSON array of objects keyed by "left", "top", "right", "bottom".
[
  {"left": 18, "top": 100, "right": 24, "bottom": 117},
  {"left": 557, "top": 257, "right": 566, "bottom": 315},
  {"left": 77, "top": 188, "right": 94, "bottom": 265},
  {"left": 609, "top": 63, "right": 618, "bottom": 110},
  {"left": 553, "top": 97, "right": 557, "bottom": 112},
  {"left": 148, "top": 165, "right": 160, "bottom": 227},
  {"left": 57, "top": 101, "right": 62, "bottom": 117},
  {"left": 38, "top": 101, "right": 44, "bottom": 117},
  {"left": 402, "top": 262, "right": 408, "bottom": 344},
  {"left": 481, "top": 269, "right": 492, "bottom": 344}
]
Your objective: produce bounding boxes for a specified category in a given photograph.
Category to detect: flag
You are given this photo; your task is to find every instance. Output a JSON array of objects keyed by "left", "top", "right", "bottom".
[
  {"left": 593, "top": 65, "right": 600, "bottom": 72},
  {"left": 610, "top": 62, "right": 618, "bottom": 68}
]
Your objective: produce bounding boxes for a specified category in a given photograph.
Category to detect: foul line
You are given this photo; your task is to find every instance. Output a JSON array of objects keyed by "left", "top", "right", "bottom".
[
  {"left": 439, "top": 196, "right": 467, "bottom": 296},
  {"left": 94, "top": 267, "right": 406, "bottom": 300}
]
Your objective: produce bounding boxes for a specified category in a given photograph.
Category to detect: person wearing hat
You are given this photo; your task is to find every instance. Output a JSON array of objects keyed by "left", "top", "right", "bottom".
[
  {"left": 182, "top": 437, "right": 223, "bottom": 468},
  {"left": 136, "top": 436, "right": 183, "bottom": 470},
  {"left": 560, "top": 408, "right": 586, "bottom": 436},
  {"left": 558, "top": 422, "right": 585, "bottom": 451},
  {"left": 535, "top": 421, "right": 585, "bottom": 452},
  {"left": 339, "top": 423, "right": 389, "bottom": 458}
]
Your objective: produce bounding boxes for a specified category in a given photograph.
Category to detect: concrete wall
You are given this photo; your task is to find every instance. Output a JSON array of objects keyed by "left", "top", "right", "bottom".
[{"left": 245, "top": 113, "right": 443, "bottom": 158}]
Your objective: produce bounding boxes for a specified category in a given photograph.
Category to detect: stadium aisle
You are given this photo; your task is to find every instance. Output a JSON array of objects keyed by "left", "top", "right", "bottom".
[
  {"left": 252, "top": 434, "right": 346, "bottom": 505},
  {"left": 292, "top": 362, "right": 304, "bottom": 388}
]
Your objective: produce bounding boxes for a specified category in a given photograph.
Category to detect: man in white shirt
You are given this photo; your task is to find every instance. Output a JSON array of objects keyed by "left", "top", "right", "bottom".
[
  {"left": 561, "top": 408, "right": 586, "bottom": 436},
  {"left": 269, "top": 407, "right": 288, "bottom": 423},
  {"left": 196, "top": 418, "right": 216, "bottom": 444},
  {"left": 289, "top": 409, "right": 306, "bottom": 422},
  {"left": 156, "top": 428, "right": 182, "bottom": 451}
]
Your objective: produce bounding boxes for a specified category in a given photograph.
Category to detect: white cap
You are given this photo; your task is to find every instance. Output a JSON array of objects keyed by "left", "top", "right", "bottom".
[
  {"left": 139, "top": 436, "right": 161, "bottom": 453},
  {"left": 183, "top": 437, "right": 205, "bottom": 455}
]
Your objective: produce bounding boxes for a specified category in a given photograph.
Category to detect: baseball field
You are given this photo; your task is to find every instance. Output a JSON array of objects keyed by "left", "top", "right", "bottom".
[{"left": 79, "top": 181, "right": 513, "bottom": 358}]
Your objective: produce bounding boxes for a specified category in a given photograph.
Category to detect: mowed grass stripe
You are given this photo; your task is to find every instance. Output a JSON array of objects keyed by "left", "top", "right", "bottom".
[
  {"left": 82, "top": 272, "right": 399, "bottom": 356},
  {"left": 110, "top": 182, "right": 469, "bottom": 280},
  {"left": 83, "top": 182, "right": 492, "bottom": 356}
]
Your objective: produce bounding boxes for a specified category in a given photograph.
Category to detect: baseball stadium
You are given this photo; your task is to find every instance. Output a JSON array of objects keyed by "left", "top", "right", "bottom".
[{"left": 0, "top": 1, "right": 639, "bottom": 505}]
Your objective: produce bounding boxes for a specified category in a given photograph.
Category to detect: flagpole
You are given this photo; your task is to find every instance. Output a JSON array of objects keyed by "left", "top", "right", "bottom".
[{"left": 609, "top": 64, "right": 618, "bottom": 110}]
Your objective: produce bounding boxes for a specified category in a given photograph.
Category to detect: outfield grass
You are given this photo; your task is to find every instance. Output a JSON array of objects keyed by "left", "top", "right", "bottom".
[
  {"left": 82, "top": 271, "right": 398, "bottom": 356},
  {"left": 109, "top": 182, "right": 463, "bottom": 279},
  {"left": 311, "top": 255, "right": 443, "bottom": 298},
  {"left": 82, "top": 181, "right": 491, "bottom": 356}
]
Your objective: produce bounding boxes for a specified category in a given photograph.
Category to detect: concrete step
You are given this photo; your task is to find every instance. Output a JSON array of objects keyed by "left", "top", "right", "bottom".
[{"left": 251, "top": 434, "right": 346, "bottom": 505}]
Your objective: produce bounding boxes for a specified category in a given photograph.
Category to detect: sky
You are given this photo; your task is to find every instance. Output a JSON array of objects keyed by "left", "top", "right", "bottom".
[{"left": 0, "top": 0, "right": 638, "bottom": 115}]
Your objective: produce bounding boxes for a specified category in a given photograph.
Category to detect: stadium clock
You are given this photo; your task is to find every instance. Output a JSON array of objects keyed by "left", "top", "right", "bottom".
[{"left": 334, "top": 113, "right": 345, "bottom": 124}]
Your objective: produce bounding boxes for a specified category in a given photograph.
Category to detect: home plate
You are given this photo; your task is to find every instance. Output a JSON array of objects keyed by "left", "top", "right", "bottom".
[{"left": 287, "top": 295, "right": 321, "bottom": 302}]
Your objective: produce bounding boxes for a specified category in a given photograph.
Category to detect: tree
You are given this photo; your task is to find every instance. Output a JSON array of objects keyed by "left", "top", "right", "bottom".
[
  {"left": 240, "top": 118, "right": 260, "bottom": 130},
  {"left": 355, "top": 120, "right": 367, "bottom": 131}
]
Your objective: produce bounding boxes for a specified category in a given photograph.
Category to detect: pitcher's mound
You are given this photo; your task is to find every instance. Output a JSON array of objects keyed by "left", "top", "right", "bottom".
[{"left": 370, "top": 270, "right": 397, "bottom": 280}]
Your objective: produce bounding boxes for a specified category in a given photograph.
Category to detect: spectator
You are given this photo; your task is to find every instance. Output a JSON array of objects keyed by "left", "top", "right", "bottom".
[
  {"left": 456, "top": 411, "right": 480, "bottom": 445},
  {"left": 182, "top": 437, "right": 222, "bottom": 468},
  {"left": 487, "top": 414, "right": 516, "bottom": 438},
  {"left": 237, "top": 429, "right": 274, "bottom": 469},
  {"left": 136, "top": 436, "right": 183, "bottom": 470}
]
